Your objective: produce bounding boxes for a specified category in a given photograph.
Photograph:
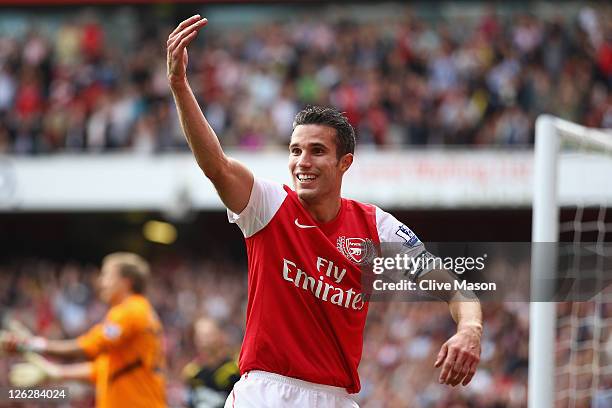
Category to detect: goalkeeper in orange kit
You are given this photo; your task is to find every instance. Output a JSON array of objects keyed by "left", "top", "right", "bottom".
[{"left": 1, "top": 252, "right": 167, "bottom": 408}]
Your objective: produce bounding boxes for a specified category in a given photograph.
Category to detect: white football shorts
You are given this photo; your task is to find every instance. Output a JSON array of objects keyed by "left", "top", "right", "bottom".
[{"left": 224, "top": 370, "right": 359, "bottom": 408}]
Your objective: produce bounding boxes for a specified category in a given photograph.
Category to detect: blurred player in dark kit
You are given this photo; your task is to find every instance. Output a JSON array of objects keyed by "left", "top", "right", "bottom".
[{"left": 183, "top": 317, "right": 240, "bottom": 408}]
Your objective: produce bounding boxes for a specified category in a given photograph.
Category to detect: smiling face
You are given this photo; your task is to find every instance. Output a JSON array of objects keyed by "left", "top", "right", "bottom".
[{"left": 288, "top": 124, "right": 353, "bottom": 204}]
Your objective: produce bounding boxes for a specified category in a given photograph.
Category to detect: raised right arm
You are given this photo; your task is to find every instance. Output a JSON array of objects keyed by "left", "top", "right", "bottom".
[{"left": 167, "top": 15, "right": 253, "bottom": 214}]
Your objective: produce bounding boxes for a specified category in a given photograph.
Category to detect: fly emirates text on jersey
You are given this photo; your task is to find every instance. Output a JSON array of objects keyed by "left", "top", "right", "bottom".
[{"left": 282, "top": 257, "right": 365, "bottom": 310}]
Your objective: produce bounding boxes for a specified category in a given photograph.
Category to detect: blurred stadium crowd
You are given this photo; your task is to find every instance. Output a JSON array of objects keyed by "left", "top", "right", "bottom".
[
  {"left": 0, "top": 257, "right": 534, "bottom": 408},
  {"left": 0, "top": 4, "right": 610, "bottom": 154}
]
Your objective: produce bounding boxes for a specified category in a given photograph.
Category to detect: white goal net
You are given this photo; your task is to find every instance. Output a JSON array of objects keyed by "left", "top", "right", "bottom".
[{"left": 530, "top": 115, "right": 612, "bottom": 408}]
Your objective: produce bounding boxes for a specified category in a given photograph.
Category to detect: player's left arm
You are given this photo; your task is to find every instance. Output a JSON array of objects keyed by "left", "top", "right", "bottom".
[
  {"left": 374, "top": 208, "right": 482, "bottom": 386},
  {"left": 1, "top": 332, "right": 87, "bottom": 358},
  {"left": 417, "top": 268, "right": 482, "bottom": 387},
  {"left": 37, "top": 338, "right": 88, "bottom": 358},
  {"left": 2, "top": 306, "right": 141, "bottom": 359}
]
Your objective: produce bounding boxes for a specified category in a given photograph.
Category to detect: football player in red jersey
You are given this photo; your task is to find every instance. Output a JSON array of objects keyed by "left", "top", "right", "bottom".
[{"left": 167, "top": 15, "right": 482, "bottom": 407}]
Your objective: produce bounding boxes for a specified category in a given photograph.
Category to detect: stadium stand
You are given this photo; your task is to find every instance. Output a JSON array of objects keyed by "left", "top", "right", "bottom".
[{"left": 0, "top": 3, "right": 609, "bottom": 153}]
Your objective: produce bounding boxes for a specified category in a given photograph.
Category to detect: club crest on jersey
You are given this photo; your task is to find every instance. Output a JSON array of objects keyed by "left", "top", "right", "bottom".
[
  {"left": 337, "top": 236, "right": 373, "bottom": 264},
  {"left": 396, "top": 225, "right": 420, "bottom": 247},
  {"left": 102, "top": 323, "right": 122, "bottom": 340}
]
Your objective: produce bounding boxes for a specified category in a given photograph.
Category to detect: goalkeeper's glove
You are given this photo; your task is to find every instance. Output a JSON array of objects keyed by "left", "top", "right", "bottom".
[
  {"left": 0, "top": 319, "right": 46, "bottom": 354},
  {"left": 0, "top": 332, "right": 47, "bottom": 354},
  {"left": 9, "top": 353, "right": 60, "bottom": 388}
]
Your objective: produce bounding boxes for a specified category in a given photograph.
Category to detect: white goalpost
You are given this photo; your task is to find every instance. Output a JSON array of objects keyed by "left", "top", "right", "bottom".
[{"left": 530, "top": 115, "right": 612, "bottom": 408}]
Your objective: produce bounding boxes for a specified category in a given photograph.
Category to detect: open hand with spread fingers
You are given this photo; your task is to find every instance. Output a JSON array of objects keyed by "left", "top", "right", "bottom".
[
  {"left": 434, "top": 325, "right": 482, "bottom": 386},
  {"left": 166, "top": 15, "right": 208, "bottom": 87}
]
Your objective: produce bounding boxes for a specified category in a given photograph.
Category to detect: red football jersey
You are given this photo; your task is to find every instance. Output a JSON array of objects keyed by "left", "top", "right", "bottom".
[{"left": 228, "top": 178, "right": 424, "bottom": 393}]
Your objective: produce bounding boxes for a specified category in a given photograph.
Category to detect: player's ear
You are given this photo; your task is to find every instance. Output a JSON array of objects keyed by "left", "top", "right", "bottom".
[{"left": 339, "top": 153, "right": 353, "bottom": 173}]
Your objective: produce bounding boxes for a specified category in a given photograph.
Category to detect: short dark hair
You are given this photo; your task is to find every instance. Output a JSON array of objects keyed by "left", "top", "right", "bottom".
[
  {"left": 292, "top": 105, "right": 356, "bottom": 158},
  {"left": 103, "top": 252, "right": 150, "bottom": 294}
]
